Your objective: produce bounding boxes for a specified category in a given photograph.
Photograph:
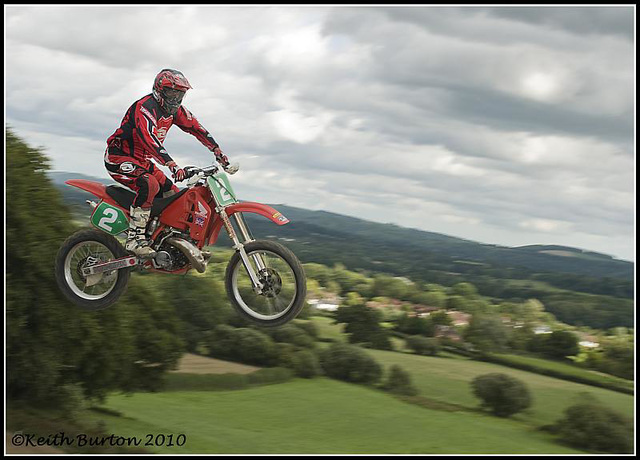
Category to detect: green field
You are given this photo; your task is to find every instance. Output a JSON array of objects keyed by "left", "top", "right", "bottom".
[
  {"left": 489, "top": 352, "right": 634, "bottom": 391},
  {"left": 301, "top": 316, "right": 347, "bottom": 342},
  {"left": 83, "top": 316, "right": 633, "bottom": 454},
  {"left": 303, "top": 316, "right": 634, "bottom": 427},
  {"left": 362, "top": 348, "right": 634, "bottom": 427},
  {"left": 86, "top": 378, "right": 580, "bottom": 454}
]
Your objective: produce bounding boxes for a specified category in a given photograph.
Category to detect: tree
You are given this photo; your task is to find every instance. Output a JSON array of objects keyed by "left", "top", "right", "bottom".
[
  {"left": 334, "top": 304, "right": 392, "bottom": 349},
  {"left": 344, "top": 291, "right": 365, "bottom": 307},
  {"left": 383, "top": 365, "right": 418, "bottom": 396},
  {"left": 234, "top": 328, "right": 280, "bottom": 366},
  {"left": 406, "top": 336, "right": 440, "bottom": 356},
  {"left": 464, "top": 314, "right": 509, "bottom": 352},
  {"left": 268, "top": 324, "right": 315, "bottom": 349},
  {"left": 423, "top": 291, "right": 448, "bottom": 309},
  {"left": 372, "top": 275, "right": 409, "bottom": 299},
  {"left": 555, "top": 401, "right": 633, "bottom": 453},
  {"left": 471, "top": 373, "right": 532, "bottom": 417},
  {"left": 6, "top": 129, "right": 184, "bottom": 404},
  {"left": 331, "top": 264, "right": 369, "bottom": 293},
  {"left": 451, "top": 282, "right": 478, "bottom": 298},
  {"left": 396, "top": 313, "right": 435, "bottom": 337},
  {"left": 352, "top": 281, "right": 374, "bottom": 298},
  {"left": 207, "top": 325, "right": 278, "bottom": 366},
  {"left": 446, "top": 295, "right": 470, "bottom": 312},
  {"left": 598, "top": 340, "right": 634, "bottom": 380},
  {"left": 544, "top": 330, "right": 579, "bottom": 359},
  {"left": 289, "top": 350, "right": 322, "bottom": 379},
  {"left": 319, "top": 343, "right": 382, "bottom": 385},
  {"left": 429, "top": 310, "right": 452, "bottom": 327},
  {"left": 161, "top": 273, "right": 232, "bottom": 353},
  {"left": 302, "top": 263, "right": 332, "bottom": 287}
]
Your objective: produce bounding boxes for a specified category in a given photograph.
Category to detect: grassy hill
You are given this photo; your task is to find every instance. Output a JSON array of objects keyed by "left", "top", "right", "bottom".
[
  {"left": 305, "top": 317, "right": 633, "bottom": 425},
  {"left": 84, "top": 378, "right": 581, "bottom": 454}
]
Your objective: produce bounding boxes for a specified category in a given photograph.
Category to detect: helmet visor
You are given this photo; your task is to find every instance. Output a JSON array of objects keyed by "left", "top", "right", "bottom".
[{"left": 161, "top": 88, "right": 186, "bottom": 114}]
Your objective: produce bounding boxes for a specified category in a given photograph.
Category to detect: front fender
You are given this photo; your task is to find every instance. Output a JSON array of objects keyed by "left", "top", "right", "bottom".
[
  {"left": 207, "top": 202, "right": 290, "bottom": 246},
  {"left": 227, "top": 202, "right": 290, "bottom": 225}
]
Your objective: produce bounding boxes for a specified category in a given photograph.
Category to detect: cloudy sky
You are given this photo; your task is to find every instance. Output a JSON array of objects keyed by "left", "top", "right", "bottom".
[{"left": 5, "top": 6, "right": 635, "bottom": 261}]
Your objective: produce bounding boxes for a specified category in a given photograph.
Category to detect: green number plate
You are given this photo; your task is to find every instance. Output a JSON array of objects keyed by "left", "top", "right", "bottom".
[
  {"left": 91, "top": 202, "right": 129, "bottom": 235},
  {"left": 207, "top": 172, "right": 238, "bottom": 207}
]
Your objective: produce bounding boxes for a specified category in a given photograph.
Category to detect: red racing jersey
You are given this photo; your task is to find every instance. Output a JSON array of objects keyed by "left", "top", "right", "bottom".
[{"left": 106, "top": 94, "right": 219, "bottom": 167}]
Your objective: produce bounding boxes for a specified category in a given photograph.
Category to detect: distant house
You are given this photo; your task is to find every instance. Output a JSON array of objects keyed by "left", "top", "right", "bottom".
[
  {"left": 446, "top": 311, "right": 471, "bottom": 327},
  {"left": 500, "top": 315, "right": 513, "bottom": 325},
  {"left": 394, "top": 276, "right": 414, "bottom": 285},
  {"left": 533, "top": 325, "right": 552, "bottom": 335},
  {"left": 308, "top": 292, "right": 341, "bottom": 311},
  {"left": 576, "top": 332, "right": 600, "bottom": 348},
  {"left": 315, "top": 302, "right": 339, "bottom": 312},
  {"left": 413, "top": 304, "right": 440, "bottom": 317},
  {"left": 434, "top": 325, "right": 462, "bottom": 341},
  {"left": 365, "top": 300, "right": 385, "bottom": 309},
  {"left": 366, "top": 299, "right": 406, "bottom": 311}
]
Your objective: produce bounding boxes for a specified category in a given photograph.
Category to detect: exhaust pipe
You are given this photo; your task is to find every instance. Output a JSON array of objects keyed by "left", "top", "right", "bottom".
[{"left": 166, "top": 237, "right": 207, "bottom": 273}]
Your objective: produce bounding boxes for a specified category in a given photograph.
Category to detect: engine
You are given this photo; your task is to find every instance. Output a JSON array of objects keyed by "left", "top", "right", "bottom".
[{"left": 153, "top": 241, "right": 190, "bottom": 271}]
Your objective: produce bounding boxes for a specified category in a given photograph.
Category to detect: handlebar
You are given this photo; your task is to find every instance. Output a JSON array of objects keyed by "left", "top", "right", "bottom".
[{"left": 179, "top": 162, "right": 240, "bottom": 184}]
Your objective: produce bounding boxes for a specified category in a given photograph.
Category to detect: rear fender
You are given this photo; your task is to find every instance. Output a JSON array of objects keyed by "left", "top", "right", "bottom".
[
  {"left": 65, "top": 179, "right": 108, "bottom": 200},
  {"left": 65, "top": 179, "right": 124, "bottom": 211},
  {"left": 207, "top": 202, "right": 289, "bottom": 246}
]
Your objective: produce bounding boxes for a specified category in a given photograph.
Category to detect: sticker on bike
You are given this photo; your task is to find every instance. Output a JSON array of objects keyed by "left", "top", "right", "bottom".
[{"left": 90, "top": 202, "right": 129, "bottom": 235}]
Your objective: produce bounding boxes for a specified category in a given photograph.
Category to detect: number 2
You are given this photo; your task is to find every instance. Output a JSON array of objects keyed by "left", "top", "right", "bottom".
[{"left": 98, "top": 208, "right": 118, "bottom": 231}]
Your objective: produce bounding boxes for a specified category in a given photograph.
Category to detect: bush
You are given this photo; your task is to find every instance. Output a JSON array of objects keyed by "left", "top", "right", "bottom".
[
  {"left": 555, "top": 402, "right": 633, "bottom": 453},
  {"left": 544, "top": 330, "right": 580, "bottom": 359},
  {"left": 295, "top": 321, "right": 319, "bottom": 339},
  {"left": 364, "top": 331, "right": 393, "bottom": 351},
  {"left": 206, "top": 325, "right": 239, "bottom": 362},
  {"left": 290, "top": 350, "right": 323, "bottom": 378},
  {"left": 335, "top": 304, "right": 393, "bottom": 349},
  {"left": 269, "top": 324, "right": 315, "bottom": 349},
  {"left": 234, "top": 328, "right": 279, "bottom": 366},
  {"left": 207, "top": 326, "right": 278, "bottom": 367},
  {"left": 383, "top": 365, "right": 418, "bottom": 396},
  {"left": 407, "top": 336, "right": 440, "bottom": 356},
  {"left": 319, "top": 343, "right": 382, "bottom": 385},
  {"left": 471, "top": 373, "right": 532, "bottom": 417},
  {"left": 275, "top": 342, "right": 298, "bottom": 368}
]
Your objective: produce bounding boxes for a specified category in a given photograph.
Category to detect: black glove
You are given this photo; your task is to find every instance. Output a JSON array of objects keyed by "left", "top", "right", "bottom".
[{"left": 212, "top": 147, "right": 229, "bottom": 167}]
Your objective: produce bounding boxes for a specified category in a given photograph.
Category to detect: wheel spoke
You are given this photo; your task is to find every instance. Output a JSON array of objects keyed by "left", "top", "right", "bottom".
[
  {"left": 64, "top": 241, "right": 118, "bottom": 301},
  {"left": 232, "top": 248, "right": 298, "bottom": 321}
]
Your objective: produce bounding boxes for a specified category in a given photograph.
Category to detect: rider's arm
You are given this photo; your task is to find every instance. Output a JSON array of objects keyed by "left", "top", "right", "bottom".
[
  {"left": 134, "top": 102, "right": 175, "bottom": 166},
  {"left": 173, "top": 106, "right": 220, "bottom": 152}
]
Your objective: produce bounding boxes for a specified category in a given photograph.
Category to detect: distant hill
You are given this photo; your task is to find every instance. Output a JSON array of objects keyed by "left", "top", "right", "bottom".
[
  {"left": 48, "top": 171, "right": 112, "bottom": 186},
  {"left": 49, "top": 171, "right": 633, "bottom": 284},
  {"left": 243, "top": 205, "right": 632, "bottom": 281}
]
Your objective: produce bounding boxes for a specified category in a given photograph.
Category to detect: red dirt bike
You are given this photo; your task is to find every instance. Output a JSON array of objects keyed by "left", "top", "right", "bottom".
[{"left": 54, "top": 162, "right": 306, "bottom": 327}]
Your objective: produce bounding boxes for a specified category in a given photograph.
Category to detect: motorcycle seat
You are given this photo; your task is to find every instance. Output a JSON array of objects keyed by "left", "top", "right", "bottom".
[{"left": 105, "top": 185, "right": 188, "bottom": 217}]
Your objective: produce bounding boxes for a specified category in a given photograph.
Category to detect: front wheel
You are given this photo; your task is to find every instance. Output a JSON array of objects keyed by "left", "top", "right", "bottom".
[
  {"left": 55, "top": 228, "right": 131, "bottom": 311},
  {"left": 225, "top": 240, "right": 307, "bottom": 327}
]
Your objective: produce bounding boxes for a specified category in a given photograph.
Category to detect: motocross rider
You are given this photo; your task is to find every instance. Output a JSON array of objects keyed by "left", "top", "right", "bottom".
[{"left": 104, "top": 68, "right": 229, "bottom": 257}]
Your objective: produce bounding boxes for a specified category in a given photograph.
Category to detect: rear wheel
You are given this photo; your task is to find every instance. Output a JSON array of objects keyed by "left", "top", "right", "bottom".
[
  {"left": 55, "top": 228, "right": 131, "bottom": 311},
  {"left": 225, "top": 240, "right": 307, "bottom": 327}
]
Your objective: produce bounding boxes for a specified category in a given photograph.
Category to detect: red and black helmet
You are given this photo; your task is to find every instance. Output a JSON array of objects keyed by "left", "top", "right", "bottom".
[{"left": 152, "top": 69, "right": 192, "bottom": 115}]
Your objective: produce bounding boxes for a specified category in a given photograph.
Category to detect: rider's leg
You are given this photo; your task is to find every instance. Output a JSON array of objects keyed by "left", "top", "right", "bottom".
[
  {"left": 126, "top": 173, "right": 160, "bottom": 258},
  {"left": 154, "top": 167, "right": 180, "bottom": 198}
]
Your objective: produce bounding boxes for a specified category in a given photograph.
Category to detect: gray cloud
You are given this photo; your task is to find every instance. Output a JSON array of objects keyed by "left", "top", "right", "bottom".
[{"left": 5, "top": 5, "right": 635, "bottom": 261}]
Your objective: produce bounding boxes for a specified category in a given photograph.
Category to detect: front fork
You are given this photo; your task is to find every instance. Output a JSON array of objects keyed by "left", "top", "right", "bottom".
[{"left": 218, "top": 207, "right": 266, "bottom": 293}]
